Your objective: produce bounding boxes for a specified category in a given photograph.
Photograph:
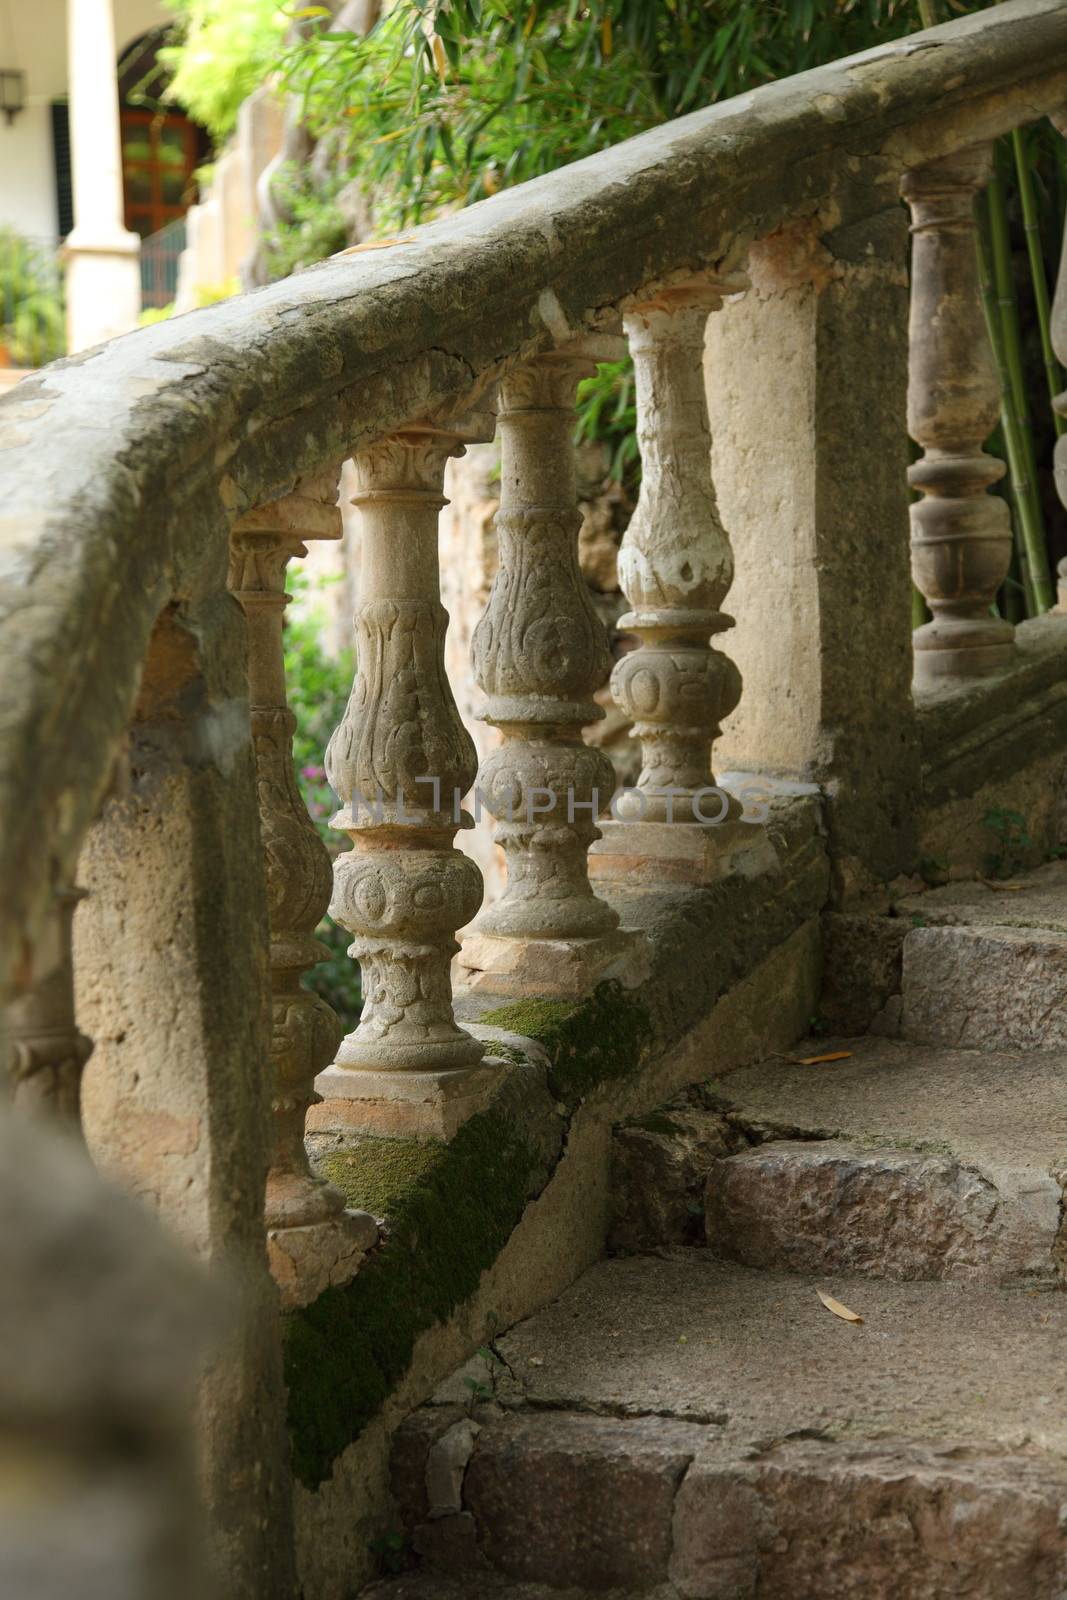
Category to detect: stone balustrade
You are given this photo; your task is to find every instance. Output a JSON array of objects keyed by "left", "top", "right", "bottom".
[{"left": 1, "top": 5, "right": 1066, "bottom": 1595}]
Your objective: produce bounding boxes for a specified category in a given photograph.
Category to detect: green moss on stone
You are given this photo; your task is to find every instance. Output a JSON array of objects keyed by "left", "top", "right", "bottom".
[
  {"left": 316, "top": 1138, "right": 442, "bottom": 1220},
  {"left": 284, "top": 1106, "right": 541, "bottom": 1491},
  {"left": 481, "top": 980, "right": 653, "bottom": 1107}
]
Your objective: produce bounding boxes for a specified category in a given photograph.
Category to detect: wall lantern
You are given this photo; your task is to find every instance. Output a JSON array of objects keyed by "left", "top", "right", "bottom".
[{"left": 0, "top": 70, "right": 25, "bottom": 127}]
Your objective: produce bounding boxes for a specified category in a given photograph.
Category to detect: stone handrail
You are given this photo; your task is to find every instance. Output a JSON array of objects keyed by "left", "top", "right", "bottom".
[
  {"left": 0, "top": 0, "right": 1064, "bottom": 983},
  {"left": 3, "top": 2, "right": 1067, "bottom": 1590}
]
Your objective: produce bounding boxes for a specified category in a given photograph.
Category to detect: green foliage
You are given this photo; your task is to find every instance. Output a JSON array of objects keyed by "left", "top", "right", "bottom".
[
  {"left": 160, "top": 0, "right": 288, "bottom": 140},
  {"left": 284, "top": 574, "right": 362, "bottom": 1028},
  {"left": 368, "top": 1531, "right": 411, "bottom": 1576},
  {"left": 258, "top": 165, "right": 350, "bottom": 279},
  {"left": 0, "top": 229, "right": 64, "bottom": 367},
  {"left": 283, "top": 0, "right": 927, "bottom": 232}
]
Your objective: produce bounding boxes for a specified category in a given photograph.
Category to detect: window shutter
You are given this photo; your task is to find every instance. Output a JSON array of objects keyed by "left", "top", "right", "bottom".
[{"left": 51, "top": 102, "right": 73, "bottom": 240}]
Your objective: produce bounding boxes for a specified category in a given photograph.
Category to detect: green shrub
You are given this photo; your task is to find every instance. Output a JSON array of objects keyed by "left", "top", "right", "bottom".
[{"left": 284, "top": 574, "right": 362, "bottom": 1031}]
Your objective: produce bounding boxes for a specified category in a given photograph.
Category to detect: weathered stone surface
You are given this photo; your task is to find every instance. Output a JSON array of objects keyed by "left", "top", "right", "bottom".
[
  {"left": 0, "top": 1109, "right": 212, "bottom": 1600},
  {"left": 463, "top": 1412, "right": 704, "bottom": 1591},
  {"left": 671, "top": 1440, "right": 1067, "bottom": 1600},
  {"left": 705, "top": 1139, "right": 1060, "bottom": 1282},
  {"left": 390, "top": 1406, "right": 468, "bottom": 1527},
  {"left": 610, "top": 1105, "right": 740, "bottom": 1252},
  {"left": 897, "top": 861, "right": 1067, "bottom": 932},
  {"left": 901, "top": 925, "right": 1067, "bottom": 1051},
  {"left": 703, "top": 1031, "right": 1067, "bottom": 1176},
  {"left": 708, "top": 201, "right": 919, "bottom": 898},
  {"left": 819, "top": 911, "right": 907, "bottom": 1034},
  {"left": 267, "top": 1207, "right": 378, "bottom": 1310},
  {"left": 491, "top": 1254, "right": 1067, "bottom": 1452},
  {"left": 426, "top": 1417, "right": 482, "bottom": 1517}
]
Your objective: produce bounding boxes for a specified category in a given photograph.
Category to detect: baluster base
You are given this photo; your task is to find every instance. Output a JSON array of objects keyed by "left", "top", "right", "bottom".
[
  {"left": 312, "top": 1057, "right": 507, "bottom": 1141},
  {"left": 589, "top": 816, "right": 775, "bottom": 887},
  {"left": 267, "top": 1207, "right": 379, "bottom": 1311},
  {"left": 912, "top": 618, "right": 1015, "bottom": 685},
  {"left": 456, "top": 927, "right": 647, "bottom": 1001}
]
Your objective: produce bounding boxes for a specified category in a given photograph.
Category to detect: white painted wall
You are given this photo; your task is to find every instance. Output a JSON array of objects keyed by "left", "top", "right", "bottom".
[{"left": 0, "top": 0, "right": 169, "bottom": 243}]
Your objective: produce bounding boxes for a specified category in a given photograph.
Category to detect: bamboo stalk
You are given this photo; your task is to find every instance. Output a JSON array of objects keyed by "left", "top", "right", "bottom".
[
  {"left": 1011, "top": 127, "right": 1065, "bottom": 437},
  {"left": 976, "top": 200, "right": 1041, "bottom": 616},
  {"left": 984, "top": 169, "right": 1055, "bottom": 612}
]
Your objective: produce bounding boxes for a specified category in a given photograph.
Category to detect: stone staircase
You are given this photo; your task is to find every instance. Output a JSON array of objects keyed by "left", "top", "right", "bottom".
[{"left": 362, "top": 863, "right": 1067, "bottom": 1598}]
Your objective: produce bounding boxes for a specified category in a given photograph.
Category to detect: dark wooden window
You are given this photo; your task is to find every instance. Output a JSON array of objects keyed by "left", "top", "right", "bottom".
[{"left": 120, "top": 110, "right": 198, "bottom": 240}]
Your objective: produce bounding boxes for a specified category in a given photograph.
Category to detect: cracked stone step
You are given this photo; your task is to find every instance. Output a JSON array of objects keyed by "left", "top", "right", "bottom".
[
  {"left": 639, "top": 1035, "right": 1067, "bottom": 1279},
  {"left": 390, "top": 1254, "right": 1067, "bottom": 1598},
  {"left": 899, "top": 923, "right": 1067, "bottom": 1052}
]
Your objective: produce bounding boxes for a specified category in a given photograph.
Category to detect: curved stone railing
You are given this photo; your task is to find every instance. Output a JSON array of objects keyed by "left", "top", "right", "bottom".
[{"left": 3, "top": 2, "right": 1067, "bottom": 1593}]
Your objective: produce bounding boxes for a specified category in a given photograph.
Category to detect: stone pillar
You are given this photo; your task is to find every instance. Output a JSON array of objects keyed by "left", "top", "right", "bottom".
[
  {"left": 902, "top": 146, "right": 1014, "bottom": 684},
  {"left": 76, "top": 600, "right": 296, "bottom": 1600},
  {"left": 5, "top": 887, "right": 92, "bottom": 1125},
  {"left": 315, "top": 419, "right": 501, "bottom": 1140},
  {"left": 229, "top": 473, "right": 376, "bottom": 1308},
  {"left": 64, "top": 0, "right": 141, "bottom": 352},
  {"left": 708, "top": 200, "right": 919, "bottom": 898},
  {"left": 590, "top": 287, "right": 762, "bottom": 887},
  {"left": 459, "top": 350, "right": 638, "bottom": 998}
]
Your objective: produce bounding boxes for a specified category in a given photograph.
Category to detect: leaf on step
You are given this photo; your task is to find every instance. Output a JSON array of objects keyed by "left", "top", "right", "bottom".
[
  {"left": 337, "top": 235, "right": 417, "bottom": 254},
  {"left": 794, "top": 1051, "right": 853, "bottom": 1065},
  {"left": 817, "top": 1290, "right": 863, "bottom": 1324},
  {"left": 980, "top": 879, "right": 1026, "bottom": 892}
]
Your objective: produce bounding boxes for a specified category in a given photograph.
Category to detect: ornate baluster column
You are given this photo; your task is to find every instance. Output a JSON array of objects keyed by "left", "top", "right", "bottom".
[
  {"left": 316, "top": 420, "right": 501, "bottom": 1139},
  {"left": 6, "top": 887, "right": 92, "bottom": 1125},
  {"left": 591, "top": 287, "right": 762, "bottom": 887},
  {"left": 230, "top": 473, "right": 377, "bottom": 1307},
  {"left": 459, "top": 349, "right": 637, "bottom": 998},
  {"left": 1049, "top": 112, "right": 1067, "bottom": 612},
  {"left": 902, "top": 146, "right": 1014, "bottom": 684}
]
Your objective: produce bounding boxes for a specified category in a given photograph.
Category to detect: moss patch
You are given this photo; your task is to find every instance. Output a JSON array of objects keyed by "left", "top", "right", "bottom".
[
  {"left": 285, "top": 1105, "right": 541, "bottom": 1490},
  {"left": 481, "top": 980, "right": 653, "bottom": 1107},
  {"left": 286, "top": 982, "right": 652, "bottom": 1488}
]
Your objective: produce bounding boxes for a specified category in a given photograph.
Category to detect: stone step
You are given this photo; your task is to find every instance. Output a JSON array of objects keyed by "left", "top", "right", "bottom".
[
  {"left": 897, "top": 860, "right": 1067, "bottom": 934},
  {"left": 899, "top": 923, "right": 1067, "bottom": 1052},
  {"left": 619, "top": 1035, "right": 1065, "bottom": 1280},
  {"left": 389, "top": 1254, "right": 1067, "bottom": 1598}
]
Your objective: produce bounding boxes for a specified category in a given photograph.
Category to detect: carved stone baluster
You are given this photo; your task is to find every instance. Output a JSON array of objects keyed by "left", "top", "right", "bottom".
[
  {"left": 459, "top": 349, "right": 637, "bottom": 998},
  {"left": 1049, "top": 112, "right": 1067, "bottom": 612},
  {"left": 230, "top": 473, "right": 377, "bottom": 1307},
  {"left": 902, "top": 146, "right": 1014, "bottom": 684},
  {"left": 316, "top": 420, "right": 500, "bottom": 1139},
  {"left": 591, "top": 287, "right": 761, "bottom": 886},
  {"left": 6, "top": 887, "right": 92, "bottom": 1125}
]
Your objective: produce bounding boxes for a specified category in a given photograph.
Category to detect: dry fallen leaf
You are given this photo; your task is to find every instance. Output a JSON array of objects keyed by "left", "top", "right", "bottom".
[
  {"left": 817, "top": 1290, "right": 863, "bottom": 1325},
  {"left": 795, "top": 1051, "right": 853, "bottom": 1066},
  {"left": 980, "top": 879, "right": 1026, "bottom": 892},
  {"left": 337, "top": 235, "right": 417, "bottom": 255}
]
